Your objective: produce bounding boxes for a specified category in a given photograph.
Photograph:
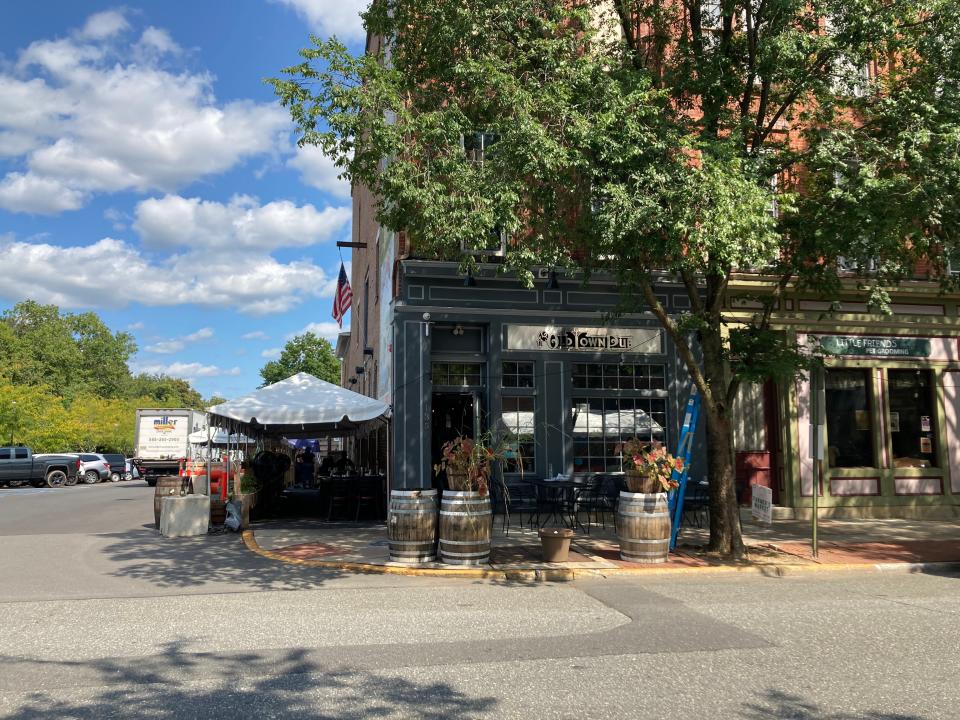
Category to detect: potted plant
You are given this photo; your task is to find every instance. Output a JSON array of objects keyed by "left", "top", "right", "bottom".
[
  {"left": 433, "top": 435, "right": 502, "bottom": 565},
  {"left": 620, "top": 439, "right": 682, "bottom": 493},
  {"left": 615, "top": 439, "right": 683, "bottom": 564}
]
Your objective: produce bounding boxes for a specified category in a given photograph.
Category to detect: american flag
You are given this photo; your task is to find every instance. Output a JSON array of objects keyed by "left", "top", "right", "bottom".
[{"left": 332, "top": 262, "right": 353, "bottom": 327}]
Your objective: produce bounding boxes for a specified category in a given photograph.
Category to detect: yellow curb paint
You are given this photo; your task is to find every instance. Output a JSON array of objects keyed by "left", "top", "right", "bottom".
[{"left": 241, "top": 530, "right": 952, "bottom": 580}]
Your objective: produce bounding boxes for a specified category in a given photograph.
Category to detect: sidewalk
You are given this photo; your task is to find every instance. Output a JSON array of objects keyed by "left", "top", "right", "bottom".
[{"left": 241, "top": 511, "right": 960, "bottom": 579}]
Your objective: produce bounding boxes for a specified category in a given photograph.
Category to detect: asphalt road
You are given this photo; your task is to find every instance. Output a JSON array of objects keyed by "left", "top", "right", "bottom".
[{"left": 1, "top": 482, "right": 958, "bottom": 719}]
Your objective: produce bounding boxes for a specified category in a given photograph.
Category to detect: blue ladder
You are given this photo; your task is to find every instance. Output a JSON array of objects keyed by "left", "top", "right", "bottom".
[{"left": 668, "top": 386, "right": 701, "bottom": 551}]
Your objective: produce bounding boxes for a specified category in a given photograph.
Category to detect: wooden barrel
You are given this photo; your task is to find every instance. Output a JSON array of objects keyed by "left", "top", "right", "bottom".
[
  {"left": 616, "top": 491, "right": 671, "bottom": 563},
  {"left": 154, "top": 475, "right": 185, "bottom": 529},
  {"left": 438, "top": 491, "right": 492, "bottom": 565},
  {"left": 387, "top": 489, "right": 438, "bottom": 563},
  {"left": 210, "top": 496, "right": 226, "bottom": 525}
]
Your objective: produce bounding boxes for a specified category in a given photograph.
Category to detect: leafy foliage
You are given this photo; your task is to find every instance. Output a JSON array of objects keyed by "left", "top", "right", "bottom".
[
  {"left": 0, "top": 301, "right": 207, "bottom": 452},
  {"left": 259, "top": 332, "right": 341, "bottom": 386}
]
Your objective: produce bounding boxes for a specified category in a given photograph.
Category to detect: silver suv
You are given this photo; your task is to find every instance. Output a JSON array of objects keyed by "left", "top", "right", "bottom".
[{"left": 77, "top": 453, "right": 111, "bottom": 484}]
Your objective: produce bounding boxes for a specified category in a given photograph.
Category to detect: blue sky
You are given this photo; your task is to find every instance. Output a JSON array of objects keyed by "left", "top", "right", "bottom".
[{"left": 0, "top": 1, "right": 366, "bottom": 399}]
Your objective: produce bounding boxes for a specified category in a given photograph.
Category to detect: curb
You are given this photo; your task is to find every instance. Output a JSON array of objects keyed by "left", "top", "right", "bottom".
[{"left": 242, "top": 530, "right": 960, "bottom": 580}]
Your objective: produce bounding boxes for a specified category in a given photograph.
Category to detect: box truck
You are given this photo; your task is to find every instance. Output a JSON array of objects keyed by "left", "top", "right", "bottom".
[{"left": 133, "top": 409, "right": 207, "bottom": 486}]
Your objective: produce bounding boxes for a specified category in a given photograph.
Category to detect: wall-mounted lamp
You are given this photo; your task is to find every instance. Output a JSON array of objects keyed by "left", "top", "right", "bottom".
[
  {"left": 452, "top": 324, "right": 465, "bottom": 336},
  {"left": 363, "top": 347, "right": 374, "bottom": 356},
  {"left": 348, "top": 377, "right": 357, "bottom": 385},
  {"left": 463, "top": 269, "right": 476, "bottom": 287},
  {"left": 545, "top": 269, "right": 560, "bottom": 290},
  {"left": 355, "top": 366, "right": 365, "bottom": 375}
]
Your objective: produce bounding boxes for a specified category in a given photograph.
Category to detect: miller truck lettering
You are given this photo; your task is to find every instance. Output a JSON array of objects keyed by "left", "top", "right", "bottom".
[{"left": 152, "top": 417, "right": 179, "bottom": 432}]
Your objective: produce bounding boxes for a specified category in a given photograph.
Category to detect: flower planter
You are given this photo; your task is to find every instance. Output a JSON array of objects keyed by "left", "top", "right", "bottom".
[
  {"left": 539, "top": 527, "right": 575, "bottom": 562},
  {"left": 438, "top": 490, "right": 491, "bottom": 565},
  {"left": 615, "top": 491, "right": 671, "bottom": 564}
]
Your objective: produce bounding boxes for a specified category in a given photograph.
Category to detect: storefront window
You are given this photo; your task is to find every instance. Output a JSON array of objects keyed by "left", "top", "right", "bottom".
[
  {"left": 501, "top": 396, "right": 535, "bottom": 473},
  {"left": 572, "top": 363, "right": 666, "bottom": 391},
  {"left": 501, "top": 361, "right": 534, "bottom": 388},
  {"left": 887, "top": 369, "right": 937, "bottom": 467},
  {"left": 571, "top": 397, "right": 667, "bottom": 472},
  {"left": 825, "top": 369, "right": 874, "bottom": 468},
  {"left": 432, "top": 362, "right": 483, "bottom": 387}
]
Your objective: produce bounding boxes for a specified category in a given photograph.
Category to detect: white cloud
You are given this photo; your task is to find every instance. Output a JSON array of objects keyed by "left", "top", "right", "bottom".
[
  {"left": 134, "top": 194, "right": 350, "bottom": 251},
  {"left": 184, "top": 327, "right": 214, "bottom": 342},
  {"left": 288, "top": 146, "right": 351, "bottom": 199},
  {"left": 241, "top": 331, "right": 268, "bottom": 341},
  {"left": 261, "top": 347, "right": 282, "bottom": 359},
  {"left": 0, "top": 173, "right": 85, "bottom": 214},
  {"left": 133, "top": 361, "right": 241, "bottom": 379},
  {"left": 125, "top": 321, "right": 145, "bottom": 331},
  {"left": 145, "top": 339, "right": 185, "bottom": 354},
  {"left": 0, "top": 14, "right": 290, "bottom": 214},
  {"left": 138, "top": 27, "right": 181, "bottom": 56},
  {"left": 79, "top": 10, "right": 130, "bottom": 40},
  {"left": 290, "top": 321, "right": 344, "bottom": 343},
  {"left": 272, "top": 0, "right": 368, "bottom": 42},
  {"left": 144, "top": 327, "right": 214, "bottom": 354},
  {"left": 0, "top": 236, "right": 339, "bottom": 315}
]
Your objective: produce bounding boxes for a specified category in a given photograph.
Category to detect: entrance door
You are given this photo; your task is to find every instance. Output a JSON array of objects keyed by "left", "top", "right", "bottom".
[{"left": 431, "top": 392, "right": 478, "bottom": 491}]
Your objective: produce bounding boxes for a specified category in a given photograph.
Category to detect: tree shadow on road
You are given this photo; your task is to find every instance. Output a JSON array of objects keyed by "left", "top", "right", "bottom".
[
  {"left": 96, "top": 528, "right": 349, "bottom": 592},
  {"left": 742, "top": 689, "right": 925, "bottom": 720},
  {"left": 2, "top": 643, "right": 497, "bottom": 719}
]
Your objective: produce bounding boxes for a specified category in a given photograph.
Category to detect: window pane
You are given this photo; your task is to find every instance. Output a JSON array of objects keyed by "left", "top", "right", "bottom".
[
  {"left": 570, "top": 396, "right": 668, "bottom": 475},
  {"left": 14, "top": 448, "right": 28, "bottom": 459},
  {"left": 503, "top": 395, "right": 535, "bottom": 472},
  {"left": 825, "top": 369, "right": 874, "bottom": 468},
  {"left": 887, "top": 369, "right": 937, "bottom": 467}
]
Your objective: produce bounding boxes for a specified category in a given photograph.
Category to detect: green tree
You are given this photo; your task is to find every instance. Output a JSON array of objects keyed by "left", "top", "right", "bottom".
[
  {"left": 128, "top": 374, "right": 205, "bottom": 408},
  {"left": 272, "top": 0, "right": 960, "bottom": 555},
  {"left": 1, "top": 301, "right": 136, "bottom": 399},
  {"left": 259, "top": 332, "right": 341, "bottom": 386}
]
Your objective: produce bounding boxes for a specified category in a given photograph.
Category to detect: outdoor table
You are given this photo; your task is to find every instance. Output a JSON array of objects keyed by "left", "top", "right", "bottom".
[{"left": 530, "top": 477, "right": 587, "bottom": 530}]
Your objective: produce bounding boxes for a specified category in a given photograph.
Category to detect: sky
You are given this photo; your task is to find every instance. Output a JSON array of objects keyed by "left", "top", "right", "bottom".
[{"left": 0, "top": 1, "right": 367, "bottom": 399}]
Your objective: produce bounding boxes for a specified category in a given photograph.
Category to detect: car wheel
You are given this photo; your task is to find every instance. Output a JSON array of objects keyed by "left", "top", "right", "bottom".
[
  {"left": 83, "top": 470, "right": 100, "bottom": 484},
  {"left": 109, "top": 472, "right": 121, "bottom": 483},
  {"left": 45, "top": 470, "right": 68, "bottom": 488},
  {"left": 65, "top": 473, "right": 78, "bottom": 486},
  {"left": 124, "top": 472, "right": 133, "bottom": 481}
]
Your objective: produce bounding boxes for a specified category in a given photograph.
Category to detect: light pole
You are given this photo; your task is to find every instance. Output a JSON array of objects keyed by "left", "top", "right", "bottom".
[{"left": 9, "top": 400, "right": 16, "bottom": 445}]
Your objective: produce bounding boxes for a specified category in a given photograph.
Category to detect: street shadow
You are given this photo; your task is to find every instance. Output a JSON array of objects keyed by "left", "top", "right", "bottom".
[
  {"left": 97, "top": 528, "right": 348, "bottom": 592},
  {"left": 742, "top": 689, "right": 925, "bottom": 719},
  {"left": 2, "top": 643, "right": 497, "bottom": 719}
]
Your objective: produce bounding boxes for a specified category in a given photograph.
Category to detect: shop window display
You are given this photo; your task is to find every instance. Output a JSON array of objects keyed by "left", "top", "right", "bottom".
[
  {"left": 825, "top": 369, "right": 874, "bottom": 468},
  {"left": 887, "top": 369, "right": 937, "bottom": 467}
]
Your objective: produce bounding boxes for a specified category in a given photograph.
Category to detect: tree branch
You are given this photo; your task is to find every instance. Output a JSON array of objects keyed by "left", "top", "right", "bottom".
[{"left": 638, "top": 274, "right": 718, "bottom": 413}]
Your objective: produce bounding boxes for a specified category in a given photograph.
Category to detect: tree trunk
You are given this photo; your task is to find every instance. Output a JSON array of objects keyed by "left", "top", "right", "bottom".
[{"left": 701, "top": 330, "right": 746, "bottom": 558}]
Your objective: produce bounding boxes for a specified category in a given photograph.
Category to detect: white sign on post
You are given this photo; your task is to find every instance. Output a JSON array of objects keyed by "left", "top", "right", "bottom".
[{"left": 751, "top": 484, "right": 773, "bottom": 525}]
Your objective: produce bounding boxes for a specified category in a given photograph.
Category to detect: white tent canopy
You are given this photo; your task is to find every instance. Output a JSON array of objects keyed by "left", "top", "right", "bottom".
[
  {"left": 206, "top": 372, "right": 389, "bottom": 438},
  {"left": 188, "top": 429, "right": 251, "bottom": 445}
]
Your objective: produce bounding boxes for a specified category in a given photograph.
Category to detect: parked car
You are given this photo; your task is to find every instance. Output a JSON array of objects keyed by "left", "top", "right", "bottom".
[
  {"left": 101, "top": 453, "right": 128, "bottom": 482},
  {"left": 77, "top": 453, "right": 111, "bottom": 484},
  {"left": 0, "top": 447, "right": 80, "bottom": 488}
]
